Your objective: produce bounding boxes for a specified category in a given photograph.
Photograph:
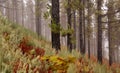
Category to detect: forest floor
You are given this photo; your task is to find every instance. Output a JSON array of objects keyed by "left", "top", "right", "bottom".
[{"left": 0, "top": 16, "right": 120, "bottom": 73}]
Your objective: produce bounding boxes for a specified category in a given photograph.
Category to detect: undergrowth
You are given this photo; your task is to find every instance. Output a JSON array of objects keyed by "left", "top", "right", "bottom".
[{"left": 0, "top": 15, "right": 120, "bottom": 73}]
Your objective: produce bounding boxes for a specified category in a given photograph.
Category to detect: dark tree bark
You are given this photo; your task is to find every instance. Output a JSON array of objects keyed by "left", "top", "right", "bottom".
[
  {"left": 83, "top": 0, "right": 86, "bottom": 54},
  {"left": 108, "top": 0, "right": 115, "bottom": 65},
  {"left": 51, "top": 0, "right": 60, "bottom": 50},
  {"left": 67, "top": 0, "right": 72, "bottom": 51},
  {"left": 79, "top": 0, "right": 85, "bottom": 54},
  {"left": 72, "top": 10, "right": 76, "bottom": 49},
  {"left": 97, "top": 0, "right": 102, "bottom": 64},
  {"left": 35, "top": 0, "right": 41, "bottom": 35}
]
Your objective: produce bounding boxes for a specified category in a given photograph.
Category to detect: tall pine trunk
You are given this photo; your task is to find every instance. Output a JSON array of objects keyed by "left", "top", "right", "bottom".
[
  {"left": 108, "top": 0, "right": 114, "bottom": 65},
  {"left": 79, "top": 0, "right": 85, "bottom": 54},
  {"left": 51, "top": 0, "right": 60, "bottom": 50},
  {"left": 83, "top": 0, "right": 86, "bottom": 54},
  {"left": 87, "top": 0, "right": 91, "bottom": 58},
  {"left": 72, "top": 10, "right": 76, "bottom": 49},
  {"left": 35, "top": 0, "right": 41, "bottom": 35},
  {"left": 67, "top": 0, "right": 72, "bottom": 51},
  {"left": 97, "top": 0, "right": 102, "bottom": 64}
]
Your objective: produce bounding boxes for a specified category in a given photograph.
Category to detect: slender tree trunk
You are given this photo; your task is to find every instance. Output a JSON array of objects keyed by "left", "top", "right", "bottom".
[
  {"left": 87, "top": 0, "right": 91, "bottom": 58},
  {"left": 6, "top": 1, "right": 10, "bottom": 19},
  {"left": 67, "top": 0, "right": 72, "bottom": 51},
  {"left": 88, "top": 38, "right": 90, "bottom": 58},
  {"left": 22, "top": 0, "right": 24, "bottom": 26},
  {"left": 0, "top": 0, "right": 4, "bottom": 15},
  {"left": 12, "top": 0, "right": 15, "bottom": 22},
  {"left": 51, "top": 0, "right": 60, "bottom": 50},
  {"left": 15, "top": 0, "right": 18, "bottom": 23},
  {"left": 35, "top": 0, "right": 41, "bottom": 35},
  {"left": 79, "top": 0, "right": 85, "bottom": 54},
  {"left": 97, "top": 0, "right": 102, "bottom": 64},
  {"left": 83, "top": 0, "right": 86, "bottom": 53},
  {"left": 108, "top": 0, "right": 114, "bottom": 65},
  {"left": 72, "top": 10, "right": 76, "bottom": 49}
]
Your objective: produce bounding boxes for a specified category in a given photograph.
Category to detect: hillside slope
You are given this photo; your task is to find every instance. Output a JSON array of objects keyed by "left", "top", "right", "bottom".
[{"left": 0, "top": 16, "right": 120, "bottom": 73}]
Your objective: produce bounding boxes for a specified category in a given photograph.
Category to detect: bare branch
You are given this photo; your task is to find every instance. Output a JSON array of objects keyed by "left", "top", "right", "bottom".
[
  {"left": 102, "top": 20, "right": 120, "bottom": 23},
  {"left": 101, "top": 8, "right": 120, "bottom": 17}
]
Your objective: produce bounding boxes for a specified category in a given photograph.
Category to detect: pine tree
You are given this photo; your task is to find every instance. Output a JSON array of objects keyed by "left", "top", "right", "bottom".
[
  {"left": 97, "top": 0, "right": 103, "bottom": 64},
  {"left": 67, "top": 0, "right": 72, "bottom": 51},
  {"left": 51, "top": 0, "right": 60, "bottom": 50}
]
